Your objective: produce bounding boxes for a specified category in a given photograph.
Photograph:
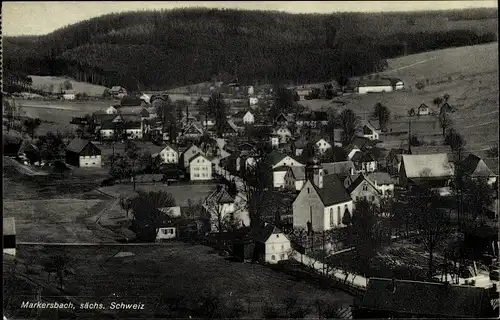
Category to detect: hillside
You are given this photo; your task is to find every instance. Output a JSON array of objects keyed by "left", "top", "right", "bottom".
[
  {"left": 29, "top": 75, "right": 109, "bottom": 96},
  {"left": 3, "top": 8, "right": 497, "bottom": 91},
  {"left": 301, "top": 42, "right": 499, "bottom": 157}
]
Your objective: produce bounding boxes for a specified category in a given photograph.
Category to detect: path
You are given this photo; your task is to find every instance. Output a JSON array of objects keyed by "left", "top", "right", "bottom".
[{"left": 4, "top": 157, "right": 48, "bottom": 176}]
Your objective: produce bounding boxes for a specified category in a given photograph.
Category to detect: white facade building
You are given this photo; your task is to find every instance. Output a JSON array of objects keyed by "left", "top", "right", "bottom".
[{"left": 189, "top": 154, "right": 212, "bottom": 181}]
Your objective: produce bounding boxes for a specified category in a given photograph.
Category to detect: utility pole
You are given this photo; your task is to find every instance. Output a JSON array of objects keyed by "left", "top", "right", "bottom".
[{"left": 408, "top": 119, "right": 412, "bottom": 153}]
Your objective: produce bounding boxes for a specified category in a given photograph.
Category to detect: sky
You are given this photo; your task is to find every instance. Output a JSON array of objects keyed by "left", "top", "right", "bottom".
[{"left": 3, "top": 1, "right": 498, "bottom": 36}]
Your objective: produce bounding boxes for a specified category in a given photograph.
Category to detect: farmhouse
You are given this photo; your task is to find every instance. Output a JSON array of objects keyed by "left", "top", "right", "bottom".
[
  {"left": 365, "top": 172, "right": 396, "bottom": 197},
  {"left": 17, "top": 140, "right": 40, "bottom": 164},
  {"left": 181, "top": 144, "right": 205, "bottom": 170},
  {"left": 248, "top": 224, "right": 291, "bottom": 264},
  {"left": 353, "top": 278, "right": 497, "bottom": 319},
  {"left": 388, "top": 77, "right": 404, "bottom": 90},
  {"left": 315, "top": 137, "right": 332, "bottom": 154},
  {"left": 293, "top": 159, "right": 353, "bottom": 232},
  {"left": 152, "top": 144, "right": 179, "bottom": 164},
  {"left": 347, "top": 174, "right": 383, "bottom": 207},
  {"left": 417, "top": 103, "right": 431, "bottom": 116},
  {"left": 189, "top": 154, "right": 213, "bottom": 181},
  {"left": 156, "top": 222, "right": 177, "bottom": 241},
  {"left": 65, "top": 139, "right": 102, "bottom": 168},
  {"left": 3, "top": 217, "right": 16, "bottom": 256},
  {"left": 399, "top": 154, "right": 454, "bottom": 188},
  {"left": 409, "top": 145, "right": 455, "bottom": 162},
  {"left": 284, "top": 166, "right": 306, "bottom": 192},
  {"left": 461, "top": 154, "right": 498, "bottom": 186},
  {"left": 62, "top": 89, "right": 76, "bottom": 100},
  {"left": 351, "top": 152, "right": 377, "bottom": 173},
  {"left": 357, "top": 78, "right": 393, "bottom": 94},
  {"left": 123, "top": 122, "right": 143, "bottom": 140},
  {"left": 99, "top": 121, "right": 116, "bottom": 140},
  {"left": 269, "top": 151, "right": 304, "bottom": 188},
  {"left": 360, "top": 122, "right": 380, "bottom": 141},
  {"left": 204, "top": 186, "right": 236, "bottom": 232}
]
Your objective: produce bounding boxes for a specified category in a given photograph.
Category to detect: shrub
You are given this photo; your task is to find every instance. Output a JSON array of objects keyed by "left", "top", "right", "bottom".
[
  {"left": 487, "top": 146, "right": 498, "bottom": 158},
  {"left": 415, "top": 81, "right": 425, "bottom": 90}
]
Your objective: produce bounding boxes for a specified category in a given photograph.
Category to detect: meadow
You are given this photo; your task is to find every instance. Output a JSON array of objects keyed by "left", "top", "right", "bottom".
[
  {"left": 14, "top": 243, "right": 355, "bottom": 318},
  {"left": 29, "top": 75, "right": 109, "bottom": 96}
]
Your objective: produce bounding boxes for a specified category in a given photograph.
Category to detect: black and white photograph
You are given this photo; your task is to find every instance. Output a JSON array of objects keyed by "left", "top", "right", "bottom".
[{"left": 2, "top": 1, "right": 499, "bottom": 318}]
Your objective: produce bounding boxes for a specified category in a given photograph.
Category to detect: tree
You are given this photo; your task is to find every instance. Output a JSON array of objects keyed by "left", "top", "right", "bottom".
[
  {"left": 62, "top": 80, "right": 73, "bottom": 90},
  {"left": 207, "top": 93, "right": 228, "bottom": 138},
  {"left": 409, "top": 187, "right": 451, "bottom": 280},
  {"left": 23, "top": 118, "right": 42, "bottom": 139},
  {"left": 339, "top": 109, "right": 359, "bottom": 146},
  {"left": 444, "top": 128, "right": 465, "bottom": 156},
  {"left": 462, "top": 177, "right": 495, "bottom": 225},
  {"left": 302, "top": 142, "right": 317, "bottom": 160},
  {"left": 125, "top": 141, "right": 142, "bottom": 190},
  {"left": 131, "top": 191, "right": 176, "bottom": 242},
  {"left": 36, "top": 131, "right": 66, "bottom": 162},
  {"left": 42, "top": 252, "right": 73, "bottom": 290},
  {"left": 439, "top": 112, "right": 453, "bottom": 137},
  {"left": 415, "top": 81, "right": 425, "bottom": 90},
  {"left": 443, "top": 93, "right": 450, "bottom": 103},
  {"left": 4, "top": 99, "right": 15, "bottom": 132},
  {"left": 409, "top": 134, "right": 423, "bottom": 147},
  {"left": 486, "top": 145, "right": 498, "bottom": 158},
  {"left": 373, "top": 103, "right": 390, "bottom": 131},
  {"left": 433, "top": 97, "right": 444, "bottom": 108}
]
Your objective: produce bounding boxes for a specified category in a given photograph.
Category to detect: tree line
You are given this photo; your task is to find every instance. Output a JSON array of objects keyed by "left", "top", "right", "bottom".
[{"left": 3, "top": 8, "right": 497, "bottom": 91}]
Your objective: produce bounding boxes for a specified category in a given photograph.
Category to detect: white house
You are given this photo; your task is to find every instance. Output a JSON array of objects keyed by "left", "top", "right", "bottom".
[
  {"left": 361, "top": 122, "right": 380, "bottom": 141},
  {"left": 292, "top": 167, "right": 353, "bottom": 232},
  {"left": 249, "top": 97, "right": 258, "bottom": 105},
  {"left": 243, "top": 111, "right": 255, "bottom": 124},
  {"left": 269, "top": 151, "right": 305, "bottom": 189},
  {"left": 365, "top": 172, "right": 396, "bottom": 197},
  {"left": 106, "top": 105, "right": 118, "bottom": 114},
  {"left": 156, "top": 224, "right": 177, "bottom": 240},
  {"left": 315, "top": 138, "right": 332, "bottom": 154},
  {"left": 204, "top": 186, "right": 236, "bottom": 232},
  {"left": 63, "top": 90, "right": 76, "bottom": 100},
  {"left": 270, "top": 134, "right": 280, "bottom": 149},
  {"left": 189, "top": 154, "right": 213, "bottom": 181},
  {"left": 357, "top": 78, "right": 393, "bottom": 94},
  {"left": 418, "top": 103, "right": 431, "bottom": 116},
  {"left": 124, "top": 122, "right": 143, "bottom": 140},
  {"left": 274, "top": 127, "right": 292, "bottom": 142},
  {"left": 65, "top": 139, "right": 102, "bottom": 168},
  {"left": 3, "top": 217, "right": 16, "bottom": 256},
  {"left": 284, "top": 166, "right": 306, "bottom": 192},
  {"left": 152, "top": 144, "right": 179, "bottom": 164},
  {"left": 181, "top": 145, "right": 205, "bottom": 170},
  {"left": 248, "top": 86, "right": 255, "bottom": 96},
  {"left": 252, "top": 224, "right": 291, "bottom": 264}
]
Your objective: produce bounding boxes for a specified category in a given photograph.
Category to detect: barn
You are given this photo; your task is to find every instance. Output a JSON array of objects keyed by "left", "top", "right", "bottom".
[
  {"left": 65, "top": 139, "right": 102, "bottom": 168},
  {"left": 358, "top": 78, "right": 393, "bottom": 94}
]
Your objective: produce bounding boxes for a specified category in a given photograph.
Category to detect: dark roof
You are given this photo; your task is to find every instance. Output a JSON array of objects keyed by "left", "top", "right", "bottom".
[
  {"left": 205, "top": 186, "right": 235, "bottom": 204},
  {"left": 461, "top": 154, "right": 496, "bottom": 177},
  {"left": 123, "top": 122, "right": 142, "bottom": 129},
  {"left": 322, "top": 161, "right": 355, "bottom": 176},
  {"left": 313, "top": 173, "right": 352, "bottom": 206},
  {"left": 94, "top": 113, "right": 117, "bottom": 122},
  {"left": 351, "top": 136, "right": 375, "bottom": 149},
  {"left": 483, "top": 158, "right": 499, "bottom": 175},
  {"left": 347, "top": 174, "right": 381, "bottom": 194},
  {"left": 359, "top": 277, "right": 495, "bottom": 318},
  {"left": 363, "top": 125, "right": 373, "bottom": 135},
  {"left": 66, "top": 139, "right": 97, "bottom": 153},
  {"left": 120, "top": 96, "right": 143, "bottom": 107},
  {"left": 419, "top": 103, "right": 429, "bottom": 109},
  {"left": 352, "top": 152, "right": 375, "bottom": 163},
  {"left": 275, "top": 113, "right": 288, "bottom": 122},
  {"left": 267, "top": 150, "right": 288, "bottom": 165},
  {"left": 358, "top": 78, "right": 393, "bottom": 87},
  {"left": 248, "top": 224, "right": 284, "bottom": 243},
  {"left": 100, "top": 120, "right": 116, "bottom": 130}
]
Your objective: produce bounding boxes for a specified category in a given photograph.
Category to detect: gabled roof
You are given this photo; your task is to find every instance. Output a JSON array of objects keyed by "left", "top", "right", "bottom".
[
  {"left": 311, "top": 173, "right": 352, "bottom": 206},
  {"left": 347, "top": 174, "right": 381, "bottom": 194},
  {"left": 365, "top": 172, "right": 397, "bottom": 185},
  {"left": 182, "top": 122, "right": 204, "bottom": 135},
  {"left": 362, "top": 121, "right": 379, "bottom": 135},
  {"left": 248, "top": 224, "right": 286, "bottom": 243},
  {"left": 461, "top": 154, "right": 496, "bottom": 177},
  {"left": 18, "top": 140, "right": 39, "bottom": 154},
  {"left": 287, "top": 166, "right": 306, "bottom": 180},
  {"left": 483, "top": 158, "right": 499, "bottom": 176},
  {"left": 358, "top": 78, "right": 393, "bottom": 87},
  {"left": 401, "top": 154, "right": 454, "bottom": 179},
  {"left": 273, "top": 165, "right": 290, "bottom": 172},
  {"left": 359, "top": 277, "right": 495, "bottom": 318},
  {"left": 275, "top": 113, "right": 289, "bottom": 122},
  {"left": 267, "top": 150, "right": 288, "bottom": 165},
  {"left": 351, "top": 136, "right": 375, "bottom": 149},
  {"left": 3, "top": 217, "right": 16, "bottom": 235},
  {"left": 188, "top": 153, "right": 212, "bottom": 164},
  {"left": 66, "top": 139, "right": 98, "bottom": 153},
  {"left": 351, "top": 152, "right": 375, "bottom": 163},
  {"left": 418, "top": 103, "right": 429, "bottom": 109},
  {"left": 322, "top": 161, "right": 355, "bottom": 176},
  {"left": 206, "top": 186, "right": 235, "bottom": 205}
]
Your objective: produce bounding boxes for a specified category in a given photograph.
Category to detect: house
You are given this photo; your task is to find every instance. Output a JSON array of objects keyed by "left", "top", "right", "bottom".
[
  {"left": 361, "top": 122, "right": 380, "bottom": 140},
  {"left": 461, "top": 154, "right": 498, "bottom": 186},
  {"left": 243, "top": 110, "right": 255, "bottom": 124},
  {"left": 65, "top": 139, "right": 102, "bottom": 168},
  {"left": 99, "top": 121, "right": 116, "bottom": 140},
  {"left": 357, "top": 78, "right": 393, "bottom": 94},
  {"left": 346, "top": 144, "right": 362, "bottom": 161},
  {"left": 410, "top": 145, "right": 455, "bottom": 163},
  {"left": 123, "top": 122, "right": 143, "bottom": 140},
  {"left": 249, "top": 97, "right": 258, "bottom": 105},
  {"left": 17, "top": 140, "right": 40, "bottom": 164},
  {"left": 387, "top": 148, "right": 411, "bottom": 175},
  {"left": 353, "top": 277, "right": 497, "bottom": 319},
  {"left": 106, "top": 105, "right": 118, "bottom": 114},
  {"left": 296, "top": 111, "right": 329, "bottom": 128},
  {"left": 293, "top": 159, "right": 353, "bottom": 231},
  {"left": 417, "top": 103, "right": 431, "bottom": 116},
  {"left": 248, "top": 224, "right": 291, "bottom": 264},
  {"left": 275, "top": 113, "right": 289, "bottom": 126},
  {"left": 347, "top": 174, "right": 383, "bottom": 207},
  {"left": 3, "top": 217, "right": 16, "bottom": 256},
  {"left": 351, "top": 152, "right": 377, "bottom": 173},
  {"left": 274, "top": 126, "right": 292, "bottom": 142},
  {"left": 181, "top": 144, "right": 205, "bottom": 170},
  {"left": 181, "top": 122, "right": 204, "bottom": 139},
  {"left": 204, "top": 186, "right": 236, "bottom": 232},
  {"left": 387, "top": 77, "right": 404, "bottom": 90},
  {"left": 365, "top": 172, "right": 396, "bottom": 197},
  {"left": 322, "top": 161, "right": 356, "bottom": 179},
  {"left": 111, "top": 86, "right": 127, "bottom": 98},
  {"left": 156, "top": 222, "right": 177, "bottom": 240},
  {"left": 315, "top": 137, "right": 332, "bottom": 154},
  {"left": 269, "top": 151, "right": 305, "bottom": 188},
  {"left": 399, "top": 154, "right": 454, "bottom": 188},
  {"left": 62, "top": 89, "right": 76, "bottom": 100},
  {"left": 351, "top": 136, "right": 376, "bottom": 150},
  {"left": 189, "top": 154, "right": 213, "bottom": 181},
  {"left": 152, "top": 144, "right": 179, "bottom": 164},
  {"left": 284, "top": 166, "right": 306, "bottom": 192},
  {"left": 140, "top": 93, "right": 151, "bottom": 104}
]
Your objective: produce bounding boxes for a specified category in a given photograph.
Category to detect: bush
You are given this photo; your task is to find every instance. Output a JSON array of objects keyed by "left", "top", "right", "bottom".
[
  {"left": 487, "top": 146, "right": 498, "bottom": 158},
  {"left": 415, "top": 81, "right": 425, "bottom": 90}
]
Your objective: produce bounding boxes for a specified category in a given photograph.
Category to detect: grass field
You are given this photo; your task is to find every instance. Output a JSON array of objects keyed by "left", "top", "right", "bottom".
[
  {"left": 3, "top": 199, "right": 115, "bottom": 243},
  {"left": 301, "top": 43, "right": 499, "bottom": 156},
  {"left": 15, "top": 243, "right": 354, "bottom": 318},
  {"left": 99, "top": 183, "right": 218, "bottom": 207},
  {"left": 29, "top": 75, "right": 110, "bottom": 97}
]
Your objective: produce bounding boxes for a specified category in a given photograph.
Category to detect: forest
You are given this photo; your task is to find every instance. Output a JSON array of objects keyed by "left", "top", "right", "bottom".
[{"left": 3, "top": 7, "right": 498, "bottom": 91}]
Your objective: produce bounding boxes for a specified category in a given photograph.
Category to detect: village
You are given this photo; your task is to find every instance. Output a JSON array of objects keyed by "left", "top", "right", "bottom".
[{"left": 3, "top": 70, "right": 500, "bottom": 318}]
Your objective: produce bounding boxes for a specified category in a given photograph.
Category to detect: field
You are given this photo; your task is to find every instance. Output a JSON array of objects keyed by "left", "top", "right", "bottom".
[
  {"left": 14, "top": 243, "right": 354, "bottom": 318},
  {"left": 301, "top": 43, "right": 499, "bottom": 157},
  {"left": 3, "top": 198, "right": 115, "bottom": 243},
  {"left": 29, "top": 75, "right": 109, "bottom": 97},
  {"left": 99, "top": 183, "right": 218, "bottom": 207}
]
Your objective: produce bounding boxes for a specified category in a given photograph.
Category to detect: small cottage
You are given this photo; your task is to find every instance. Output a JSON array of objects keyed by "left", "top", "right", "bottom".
[
  {"left": 284, "top": 166, "right": 307, "bottom": 192},
  {"left": 418, "top": 103, "right": 431, "bottom": 116},
  {"left": 65, "top": 139, "right": 102, "bottom": 168}
]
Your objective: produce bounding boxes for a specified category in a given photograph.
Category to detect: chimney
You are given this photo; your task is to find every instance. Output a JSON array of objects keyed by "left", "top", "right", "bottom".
[{"left": 306, "top": 158, "right": 323, "bottom": 189}]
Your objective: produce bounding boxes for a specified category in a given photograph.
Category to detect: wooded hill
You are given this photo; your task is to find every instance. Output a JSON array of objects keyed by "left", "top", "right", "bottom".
[{"left": 3, "top": 7, "right": 497, "bottom": 91}]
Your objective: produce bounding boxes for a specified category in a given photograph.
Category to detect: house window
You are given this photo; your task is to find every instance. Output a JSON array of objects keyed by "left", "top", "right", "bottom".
[
  {"left": 337, "top": 207, "right": 341, "bottom": 225},
  {"left": 307, "top": 188, "right": 310, "bottom": 194},
  {"left": 330, "top": 208, "right": 334, "bottom": 225},
  {"left": 371, "top": 196, "right": 375, "bottom": 201},
  {"left": 162, "top": 229, "right": 169, "bottom": 235},
  {"left": 271, "top": 255, "right": 276, "bottom": 261},
  {"left": 281, "top": 244, "right": 284, "bottom": 250},
  {"left": 362, "top": 183, "right": 368, "bottom": 191},
  {"left": 276, "top": 234, "right": 279, "bottom": 238}
]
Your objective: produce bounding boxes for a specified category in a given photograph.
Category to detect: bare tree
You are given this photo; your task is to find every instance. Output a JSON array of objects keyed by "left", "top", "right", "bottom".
[
  {"left": 439, "top": 112, "right": 453, "bottom": 137},
  {"left": 339, "top": 108, "right": 359, "bottom": 146},
  {"left": 373, "top": 102, "right": 391, "bottom": 132}
]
